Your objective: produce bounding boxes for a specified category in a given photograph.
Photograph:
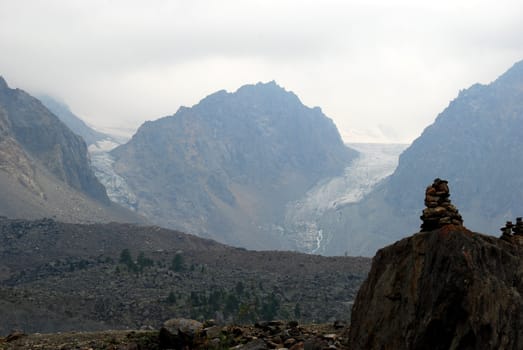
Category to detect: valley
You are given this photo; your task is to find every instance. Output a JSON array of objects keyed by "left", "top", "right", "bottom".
[{"left": 283, "top": 143, "right": 407, "bottom": 253}]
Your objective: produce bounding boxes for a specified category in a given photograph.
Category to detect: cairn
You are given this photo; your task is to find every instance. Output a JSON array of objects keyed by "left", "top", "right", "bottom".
[
  {"left": 500, "top": 217, "right": 523, "bottom": 239},
  {"left": 513, "top": 217, "right": 523, "bottom": 235},
  {"left": 500, "top": 221, "right": 514, "bottom": 239},
  {"left": 420, "top": 178, "right": 463, "bottom": 231}
]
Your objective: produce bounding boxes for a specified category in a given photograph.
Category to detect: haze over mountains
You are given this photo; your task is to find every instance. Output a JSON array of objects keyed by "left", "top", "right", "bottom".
[
  {"left": 2, "top": 60, "right": 523, "bottom": 258},
  {"left": 37, "top": 95, "right": 111, "bottom": 147}
]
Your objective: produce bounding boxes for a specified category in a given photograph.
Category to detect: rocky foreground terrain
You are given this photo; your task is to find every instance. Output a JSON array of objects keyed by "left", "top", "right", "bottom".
[{"left": 0, "top": 320, "right": 350, "bottom": 350}]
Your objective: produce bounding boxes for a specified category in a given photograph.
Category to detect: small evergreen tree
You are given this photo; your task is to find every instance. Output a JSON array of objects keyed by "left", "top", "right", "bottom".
[
  {"left": 294, "top": 302, "right": 301, "bottom": 319},
  {"left": 137, "top": 252, "right": 153, "bottom": 271},
  {"left": 235, "top": 281, "right": 245, "bottom": 296},
  {"left": 261, "top": 292, "right": 280, "bottom": 320},
  {"left": 166, "top": 291, "right": 177, "bottom": 304},
  {"left": 119, "top": 249, "right": 138, "bottom": 273},
  {"left": 171, "top": 253, "right": 185, "bottom": 271}
]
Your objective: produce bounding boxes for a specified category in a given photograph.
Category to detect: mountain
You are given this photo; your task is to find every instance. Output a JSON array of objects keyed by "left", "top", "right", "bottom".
[
  {"left": 0, "top": 217, "right": 370, "bottom": 333},
  {"left": 111, "top": 81, "right": 356, "bottom": 249},
  {"left": 0, "top": 76, "right": 141, "bottom": 223},
  {"left": 318, "top": 59, "right": 523, "bottom": 256},
  {"left": 37, "top": 95, "right": 110, "bottom": 146},
  {"left": 349, "top": 224, "right": 523, "bottom": 349}
]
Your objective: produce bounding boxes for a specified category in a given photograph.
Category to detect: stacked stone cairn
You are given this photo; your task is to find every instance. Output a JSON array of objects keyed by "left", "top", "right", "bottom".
[
  {"left": 500, "top": 217, "right": 523, "bottom": 239},
  {"left": 420, "top": 178, "right": 463, "bottom": 231}
]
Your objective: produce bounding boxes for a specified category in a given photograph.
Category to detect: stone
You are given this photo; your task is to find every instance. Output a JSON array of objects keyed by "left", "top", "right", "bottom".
[
  {"left": 284, "top": 337, "right": 297, "bottom": 347},
  {"left": 333, "top": 320, "right": 347, "bottom": 329},
  {"left": 5, "top": 330, "right": 26, "bottom": 342},
  {"left": 289, "top": 341, "right": 305, "bottom": 350},
  {"left": 240, "top": 338, "right": 267, "bottom": 350},
  {"left": 287, "top": 320, "right": 299, "bottom": 328},
  {"left": 204, "top": 325, "right": 222, "bottom": 339},
  {"left": 159, "top": 318, "right": 203, "bottom": 349},
  {"left": 162, "top": 318, "right": 203, "bottom": 336},
  {"left": 303, "top": 338, "right": 328, "bottom": 350}
]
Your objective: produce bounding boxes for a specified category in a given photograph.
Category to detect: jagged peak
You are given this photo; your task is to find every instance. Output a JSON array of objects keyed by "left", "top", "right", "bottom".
[
  {"left": 235, "top": 80, "right": 290, "bottom": 95},
  {"left": 0, "top": 76, "right": 9, "bottom": 90}
]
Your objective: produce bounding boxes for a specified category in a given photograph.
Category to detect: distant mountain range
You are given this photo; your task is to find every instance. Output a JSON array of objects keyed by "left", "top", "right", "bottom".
[
  {"left": 110, "top": 81, "right": 356, "bottom": 249},
  {"left": 317, "top": 59, "right": 523, "bottom": 256},
  {"left": 4, "top": 58, "right": 523, "bottom": 258},
  {"left": 0, "top": 76, "right": 141, "bottom": 224}
]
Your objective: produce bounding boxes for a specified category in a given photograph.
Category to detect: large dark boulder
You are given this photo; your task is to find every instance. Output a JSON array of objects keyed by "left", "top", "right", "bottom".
[{"left": 349, "top": 225, "right": 523, "bottom": 349}]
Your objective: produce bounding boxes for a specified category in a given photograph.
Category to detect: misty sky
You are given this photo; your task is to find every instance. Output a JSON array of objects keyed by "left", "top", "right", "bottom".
[{"left": 1, "top": 1, "right": 522, "bottom": 143}]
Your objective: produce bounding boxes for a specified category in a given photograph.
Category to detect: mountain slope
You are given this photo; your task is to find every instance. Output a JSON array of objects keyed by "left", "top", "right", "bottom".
[
  {"left": 111, "top": 81, "right": 356, "bottom": 249},
  {"left": 319, "top": 59, "right": 523, "bottom": 256},
  {"left": 0, "top": 76, "right": 142, "bottom": 224},
  {"left": 0, "top": 217, "right": 370, "bottom": 333}
]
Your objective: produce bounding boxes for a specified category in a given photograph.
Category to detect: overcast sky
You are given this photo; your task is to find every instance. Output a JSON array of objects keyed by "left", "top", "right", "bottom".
[{"left": 1, "top": 1, "right": 522, "bottom": 143}]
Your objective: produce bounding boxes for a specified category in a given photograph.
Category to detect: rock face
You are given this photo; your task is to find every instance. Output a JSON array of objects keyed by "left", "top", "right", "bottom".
[
  {"left": 349, "top": 180, "right": 523, "bottom": 349},
  {"left": 318, "top": 59, "right": 523, "bottom": 256},
  {"left": 0, "top": 76, "right": 108, "bottom": 202},
  {"left": 111, "top": 81, "right": 356, "bottom": 249}
]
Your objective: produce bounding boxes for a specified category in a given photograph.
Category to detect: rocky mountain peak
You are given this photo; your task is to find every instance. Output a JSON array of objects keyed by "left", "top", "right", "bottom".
[
  {"left": 0, "top": 76, "right": 8, "bottom": 90},
  {"left": 110, "top": 82, "right": 355, "bottom": 249}
]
